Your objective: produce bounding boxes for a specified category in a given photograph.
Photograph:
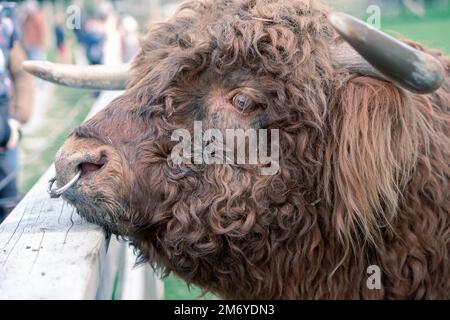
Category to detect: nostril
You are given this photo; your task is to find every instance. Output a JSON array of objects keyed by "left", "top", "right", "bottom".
[
  {"left": 81, "top": 162, "right": 104, "bottom": 173},
  {"left": 79, "top": 156, "right": 107, "bottom": 177}
]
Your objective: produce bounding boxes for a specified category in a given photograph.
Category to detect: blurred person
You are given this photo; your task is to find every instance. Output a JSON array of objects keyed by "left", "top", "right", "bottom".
[
  {"left": 0, "top": 2, "right": 33, "bottom": 222},
  {"left": 121, "top": 15, "right": 139, "bottom": 63},
  {"left": 78, "top": 17, "right": 105, "bottom": 65},
  {"left": 54, "top": 13, "right": 69, "bottom": 63},
  {"left": 74, "top": 16, "right": 105, "bottom": 97},
  {"left": 21, "top": 0, "right": 46, "bottom": 60},
  {"left": 100, "top": 2, "right": 122, "bottom": 65}
]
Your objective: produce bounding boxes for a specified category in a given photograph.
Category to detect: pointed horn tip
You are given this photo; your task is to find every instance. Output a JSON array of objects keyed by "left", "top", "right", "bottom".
[{"left": 22, "top": 60, "right": 52, "bottom": 75}]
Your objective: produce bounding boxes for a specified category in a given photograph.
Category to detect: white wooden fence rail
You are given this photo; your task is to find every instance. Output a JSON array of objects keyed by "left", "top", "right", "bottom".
[{"left": 0, "top": 91, "right": 164, "bottom": 300}]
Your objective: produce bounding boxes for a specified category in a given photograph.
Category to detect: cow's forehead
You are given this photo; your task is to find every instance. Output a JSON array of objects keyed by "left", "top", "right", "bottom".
[{"left": 129, "top": 0, "right": 332, "bottom": 95}]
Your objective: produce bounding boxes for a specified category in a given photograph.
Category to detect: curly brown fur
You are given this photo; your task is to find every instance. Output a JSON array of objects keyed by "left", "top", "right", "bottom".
[{"left": 55, "top": 0, "right": 450, "bottom": 299}]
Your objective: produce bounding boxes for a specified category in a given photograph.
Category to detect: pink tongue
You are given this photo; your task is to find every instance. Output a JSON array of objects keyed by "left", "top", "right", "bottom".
[{"left": 81, "top": 162, "right": 103, "bottom": 175}]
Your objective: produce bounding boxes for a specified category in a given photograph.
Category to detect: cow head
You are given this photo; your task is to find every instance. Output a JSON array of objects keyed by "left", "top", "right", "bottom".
[{"left": 25, "top": 0, "right": 445, "bottom": 298}]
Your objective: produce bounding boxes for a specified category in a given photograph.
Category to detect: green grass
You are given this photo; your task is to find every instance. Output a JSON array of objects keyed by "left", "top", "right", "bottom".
[
  {"left": 383, "top": 17, "right": 450, "bottom": 54},
  {"left": 164, "top": 275, "right": 218, "bottom": 300},
  {"left": 346, "top": 5, "right": 450, "bottom": 55}
]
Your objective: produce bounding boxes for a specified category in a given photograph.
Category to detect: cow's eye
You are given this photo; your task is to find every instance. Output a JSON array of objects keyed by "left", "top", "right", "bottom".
[{"left": 232, "top": 93, "right": 255, "bottom": 113}]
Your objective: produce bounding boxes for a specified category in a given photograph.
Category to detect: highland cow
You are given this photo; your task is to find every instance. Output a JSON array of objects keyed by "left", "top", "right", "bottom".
[{"left": 25, "top": 0, "right": 449, "bottom": 299}]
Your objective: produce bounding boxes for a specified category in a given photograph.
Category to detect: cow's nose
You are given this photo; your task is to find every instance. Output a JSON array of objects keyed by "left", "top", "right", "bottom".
[{"left": 54, "top": 139, "right": 108, "bottom": 187}]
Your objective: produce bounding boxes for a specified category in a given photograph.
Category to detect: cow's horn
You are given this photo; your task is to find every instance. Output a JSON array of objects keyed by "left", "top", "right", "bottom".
[
  {"left": 22, "top": 61, "right": 129, "bottom": 90},
  {"left": 329, "top": 12, "right": 445, "bottom": 94}
]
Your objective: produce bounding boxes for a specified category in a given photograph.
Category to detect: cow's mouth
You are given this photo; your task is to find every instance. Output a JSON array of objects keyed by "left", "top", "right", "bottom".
[{"left": 79, "top": 156, "right": 107, "bottom": 178}]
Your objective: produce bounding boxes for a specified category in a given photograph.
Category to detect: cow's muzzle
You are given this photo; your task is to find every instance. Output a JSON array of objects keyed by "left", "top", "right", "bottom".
[
  {"left": 48, "top": 157, "right": 107, "bottom": 198},
  {"left": 52, "top": 138, "right": 109, "bottom": 199}
]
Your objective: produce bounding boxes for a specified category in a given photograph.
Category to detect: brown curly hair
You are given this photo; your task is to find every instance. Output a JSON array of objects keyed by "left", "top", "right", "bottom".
[{"left": 63, "top": 0, "right": 450, "bottom": 299}]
